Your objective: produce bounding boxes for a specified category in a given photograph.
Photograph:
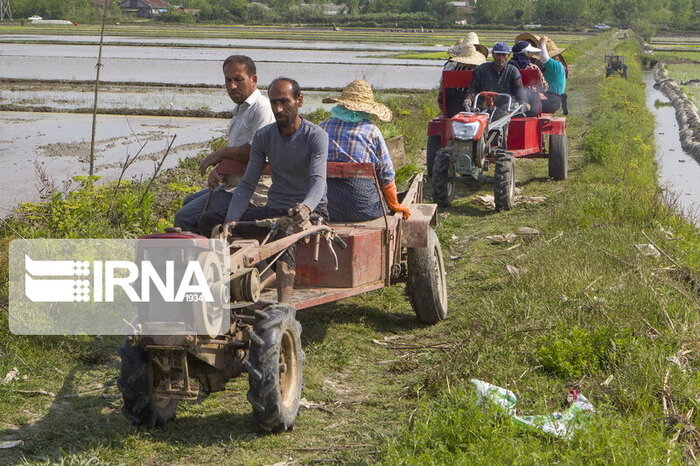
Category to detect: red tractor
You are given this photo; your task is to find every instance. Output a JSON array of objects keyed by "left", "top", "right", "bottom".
[
  {"left": 118, "top": 162, "right": 447, "bottom": 432},
  {"left": 427, "top": 69, "right": 568, "bottom": 210}
]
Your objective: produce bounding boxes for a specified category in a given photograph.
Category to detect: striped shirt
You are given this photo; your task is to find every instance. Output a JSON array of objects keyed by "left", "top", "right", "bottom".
[{"left": 319, "top": 118, "right": 395, "bottom": 186}]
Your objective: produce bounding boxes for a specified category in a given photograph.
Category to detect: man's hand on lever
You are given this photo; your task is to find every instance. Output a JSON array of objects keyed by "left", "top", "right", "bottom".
[{"left": 214, "top": 219, "right": 236, "bottom": 239}]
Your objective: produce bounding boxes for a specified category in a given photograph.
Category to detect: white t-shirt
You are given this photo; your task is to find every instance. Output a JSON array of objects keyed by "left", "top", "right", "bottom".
[{"left": 221, "top": 88, "right": 275, "bottom": 204}]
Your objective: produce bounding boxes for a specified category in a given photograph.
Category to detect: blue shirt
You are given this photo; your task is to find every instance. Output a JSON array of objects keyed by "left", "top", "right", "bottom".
[
  {"left": 319, "top": 118, "right": 395, "bottom": 187},
  {"left": 542, "top": 58, "right": 567, "bottom": 94}
]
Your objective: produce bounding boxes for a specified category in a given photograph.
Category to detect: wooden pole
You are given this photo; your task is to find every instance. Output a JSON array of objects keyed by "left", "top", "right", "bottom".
[{"left": 89, "top": 0, "right": 109, "bottom": 176}]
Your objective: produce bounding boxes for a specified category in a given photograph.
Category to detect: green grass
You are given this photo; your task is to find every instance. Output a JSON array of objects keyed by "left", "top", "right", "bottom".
[
  {"left": 382, "top": 35, "right": 700, "bottom": 463},
  {"left": 651, "top": 50, "right": 700, "bottom": 62},
  {"left": 2, "top": 31, "right": 700, "bottom": 464}
]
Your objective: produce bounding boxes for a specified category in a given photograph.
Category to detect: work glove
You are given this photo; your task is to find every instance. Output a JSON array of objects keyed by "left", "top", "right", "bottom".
[{"left": 380, "top": 181, "right": 411, "bottom": 219}]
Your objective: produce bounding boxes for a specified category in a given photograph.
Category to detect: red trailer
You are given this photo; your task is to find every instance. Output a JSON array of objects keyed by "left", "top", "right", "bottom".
[{"left": 118, "top": 162, "right": 447, "bottom": 432}]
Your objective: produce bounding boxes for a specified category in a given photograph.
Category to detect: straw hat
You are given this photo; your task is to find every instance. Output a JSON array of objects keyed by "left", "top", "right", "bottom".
[
  {"left": 323, "top": 80, "right": 393, "bottom": 122},
  {"left": 448, "top": 42, "right": 486, "bottom": 66},
  {"left": 515, "top": 32, "right": 566, "bottom": 57},
  {"left": 462, "top": 31, "right": 489, "bottom": 58}
]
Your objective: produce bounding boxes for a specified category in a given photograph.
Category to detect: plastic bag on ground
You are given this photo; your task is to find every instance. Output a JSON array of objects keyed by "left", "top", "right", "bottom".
[{"left": 471, "top": 379, "right": 595, "bottom": 439}]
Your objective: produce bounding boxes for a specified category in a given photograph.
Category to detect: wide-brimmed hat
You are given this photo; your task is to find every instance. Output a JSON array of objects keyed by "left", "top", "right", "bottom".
[
  {"left": 515, "top": 32, "right": 566, "bottom": 57},
  {"left": 462, "top": 31, "right": 489, "bottom": 58},
  {"left": 448, "top": 42, "right": 486, "bottom": 66},
  {"left": 322, "top": 80, "right": 392, "bottom": 122}
]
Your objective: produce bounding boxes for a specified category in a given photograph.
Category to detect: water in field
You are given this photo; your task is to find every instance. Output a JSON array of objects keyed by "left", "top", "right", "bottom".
[
  {"left": 644, "top": 72, "right": 700, "bottom": 225},
  {"left": 0, "top": 111, "right": 228, "bottom": 214},
  {"left": 0, "top": 34, "right": 448, "bottom": 52},
  {"left": 0, "top": 42, "right": 443, "bottom": 89},
  {"left": 0, "top": 83, "right": 347, "bottom": 114}
]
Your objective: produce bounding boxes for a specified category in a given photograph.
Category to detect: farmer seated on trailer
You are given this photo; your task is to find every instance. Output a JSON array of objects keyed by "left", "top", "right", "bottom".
[
  {"left": 173, "top": 55, "right": 274, "bottom": 234},
  {"left": 463, "top": 42, "right": 530, "bottom": 117},
  {"left": 319, "top": 80, "right": 410, "bottom": 222},
  {"left": 437, "top": 42, "right": 486, "bottom": 118},
  {"left": 198, "top": 77, "right": 329, "bottom": 304}
]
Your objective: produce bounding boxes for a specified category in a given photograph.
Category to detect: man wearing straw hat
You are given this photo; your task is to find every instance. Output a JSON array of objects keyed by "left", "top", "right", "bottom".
[
  {"left": 445, "top": 32, "right": 489, "bottom": 71},
  {"left": 439, "top": 42, "right": 486, "bottom": 118},
  {"left": 320, "top": 80, "right": 410, "bottom": 222}
]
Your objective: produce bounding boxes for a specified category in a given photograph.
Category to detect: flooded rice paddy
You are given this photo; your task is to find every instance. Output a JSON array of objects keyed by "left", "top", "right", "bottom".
[
  {"left": 0, "top": 36, "right": 440, "bottom": 212},
  {"left": 0, "top": 82, "right": 345, "bottom": 114},
  {"left": 0, "top": 112, "right": 227, "bottom": 213},
  {"left": 0, "top": 34, "right": 447, "bottom": 52},
  {"left": 0, "top": 42, "right": 443, "bottom": 89},
  {"left": 645, "top": 72, "right": 700, "bottom": 225}
]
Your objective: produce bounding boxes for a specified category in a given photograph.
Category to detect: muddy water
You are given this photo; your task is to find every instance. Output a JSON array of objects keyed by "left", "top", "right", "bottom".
[
  {"left": 0, "top": 83, "right": 344, "bottom": 114},
  {"left": 644, "top": 72, "right": 700, "bottom": 225},
  {"left": 0, "top": 43, "right": 443, "bottom": 89},
  {"left": 0, "top": 111, "right": 227, "bottom": 214},
  {"left": 0, "top": 34, "right": 446, "bottom": 52},
  {"left": 0, "top": 43, "right": 435, "bottom": 65}
]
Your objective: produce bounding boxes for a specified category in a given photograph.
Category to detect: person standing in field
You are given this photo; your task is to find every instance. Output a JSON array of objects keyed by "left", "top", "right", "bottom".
[{"left": 174, "top": 55, "right": 275, "bottom": 233}]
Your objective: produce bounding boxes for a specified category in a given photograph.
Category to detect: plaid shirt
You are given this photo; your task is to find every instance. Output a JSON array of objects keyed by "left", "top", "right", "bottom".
[{"left": 319, "top": 118, "right": 395, "bottom": 186}]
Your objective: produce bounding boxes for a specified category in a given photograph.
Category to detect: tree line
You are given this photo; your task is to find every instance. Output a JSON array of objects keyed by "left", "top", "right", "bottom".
[{"left": 6, "top": 0, "right": 699, "bottom": 29}]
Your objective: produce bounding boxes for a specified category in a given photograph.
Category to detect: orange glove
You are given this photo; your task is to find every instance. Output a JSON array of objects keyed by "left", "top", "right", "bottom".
[{"left": 380, "top": 181, "right": 411, "bottom": 219}]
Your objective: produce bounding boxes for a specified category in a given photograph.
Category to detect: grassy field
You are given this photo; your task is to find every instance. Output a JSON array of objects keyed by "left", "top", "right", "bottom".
[{"left": 1, "top": 31, "right": 700, "bottom": 464}]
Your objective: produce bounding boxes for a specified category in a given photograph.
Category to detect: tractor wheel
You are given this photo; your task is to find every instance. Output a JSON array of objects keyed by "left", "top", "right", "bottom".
[
  {"left": 548, "top": 134, "right": 568, "bottom": 181},
  {"left": 431, "top": 151, "right": 455, "bottom": 207},
  {"left": 407, "top": 228, "right": 448, "bottom": 324},
  {"left": 245, "top": 304, "right": 304, "bottom": 433},
  {"left": 493, "top": 150, "right": 515, "bottom": 212},
  {"left": 426, "top": 134, "right": 440, "bottom": 179},
  {"left": 118, "top": 340, "right": 178, "bottom": 427}
]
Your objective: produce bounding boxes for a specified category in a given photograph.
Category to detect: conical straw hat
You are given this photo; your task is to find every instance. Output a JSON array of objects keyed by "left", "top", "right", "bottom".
[
  {"left": 448, "top": 43, "right": 486, "bottom": 66},
  {"left": 322, "top": 80, "right": 393, "bottom": 122},
  {"left": 462, "top": 31, "right": 489, "bottom": 57}
]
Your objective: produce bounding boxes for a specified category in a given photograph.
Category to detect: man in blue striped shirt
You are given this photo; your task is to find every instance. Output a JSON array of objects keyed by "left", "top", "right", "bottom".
[{"left": 320, "top": 80, "right": 410, "bottom": 222}]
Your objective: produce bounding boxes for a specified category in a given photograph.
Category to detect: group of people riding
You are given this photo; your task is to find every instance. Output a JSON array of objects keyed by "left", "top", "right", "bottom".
[
  {"left": 440, "top": 31, "right": 568, "bottom": 117},
  {"left": 172, "top": 55, "right": 408, "bottom": 303},
  {"left": 171, "top": 33, "right": 568, "bottom": 303}
]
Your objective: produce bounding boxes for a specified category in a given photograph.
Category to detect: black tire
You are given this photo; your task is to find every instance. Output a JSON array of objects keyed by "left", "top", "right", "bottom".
[
  {"left": 245, "top": 304, "right": 304, "bottom": 433},
  {"left": 118, "top": 340, "right": 178, "bottom": 427},
  {"left": 494, "top": 150, "right": 515, "bottom": 212},
  {"left": 549, "top": 133, "right": 568, "bottom": 181},
  {"left": 431, "top": 151, "right": 455, "bottom": 207},
  {"left": 426, "top": 134, "right": 441, "bottom": 179},
  {"left": 407, "top": 229, "right": 448, "bottom": 324}
]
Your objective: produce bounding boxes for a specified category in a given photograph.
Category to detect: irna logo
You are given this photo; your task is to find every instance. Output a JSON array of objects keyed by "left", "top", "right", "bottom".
[{"left": 24, "top": 256, "right": 214, "bottom": 303}]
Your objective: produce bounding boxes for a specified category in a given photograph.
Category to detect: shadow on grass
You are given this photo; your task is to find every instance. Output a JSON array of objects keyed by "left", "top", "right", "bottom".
[
  {"left": 297, "top": 299, "right": 424, "bottom": 346},
  {"left": 0, "top": 361, "right": 262, "bottom": 463}
]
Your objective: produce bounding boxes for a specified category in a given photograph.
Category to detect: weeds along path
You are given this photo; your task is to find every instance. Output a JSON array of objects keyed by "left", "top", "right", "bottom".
[{"left": 3, "top": 32, "right": 699, "bottom": 464}]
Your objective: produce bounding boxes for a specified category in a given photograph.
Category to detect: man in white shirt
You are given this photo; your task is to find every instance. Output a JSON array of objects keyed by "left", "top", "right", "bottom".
[{"left": 174, "top": 55, "right": 275, "bottom": 233}]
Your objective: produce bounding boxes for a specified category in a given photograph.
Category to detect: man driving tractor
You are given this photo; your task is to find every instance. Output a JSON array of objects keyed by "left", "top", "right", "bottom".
[
  {"left": 464, "top": 42, "right": 530, "bottom": 115},
  {"left": 198, "top": 77, "right": 329, "bottom": 304}
]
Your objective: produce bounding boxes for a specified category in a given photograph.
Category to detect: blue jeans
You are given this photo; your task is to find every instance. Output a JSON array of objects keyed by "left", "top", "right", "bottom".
[{"left": 173, "top": 188, "right": 233, "bottom": 235}]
